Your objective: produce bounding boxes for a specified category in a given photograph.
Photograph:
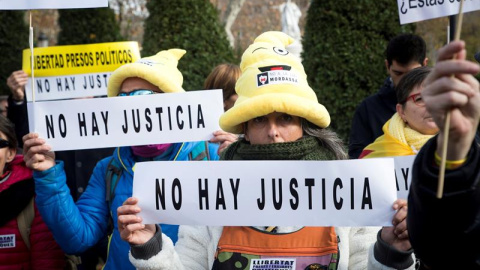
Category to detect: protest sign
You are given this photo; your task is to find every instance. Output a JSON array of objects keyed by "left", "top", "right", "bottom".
[
  {"left": 27, "top": 89, "right": 223, "bottom": 151},
  {"left": 22, "top": 42, "right": 140, "bottom": 101},
  {"left": 393, "top": 155, "right": 415, "bottom": 199},
  {"left": 397, "top": 0, "right": 480, "bottom": 24},
  {"left": 133, "top": 158, "right": 398, "bottom": 226},
  {"left": 0, "top": 0, "right": 108, "bottom": 10}
]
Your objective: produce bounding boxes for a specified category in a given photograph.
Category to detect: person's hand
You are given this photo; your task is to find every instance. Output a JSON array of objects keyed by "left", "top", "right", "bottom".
[
  {"left": 23, "top": 133, "right": 56, "bottom": 171},
  {"left": 381, "top": 199, "right": 411, "bottom": 252},
  {"left": 210, "top": 130, "right": 239, "bottom": 154},
  {"left": 117, "top": 197, "right": 156, "bottom": 245},
  {"left": 422, "top": 41, "right": 480, "bottom": 160},
  {"left": 6, "top": 70, "right": 28, "bottom": 101}
]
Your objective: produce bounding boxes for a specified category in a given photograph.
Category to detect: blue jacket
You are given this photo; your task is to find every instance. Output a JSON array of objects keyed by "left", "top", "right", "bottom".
[{"left": 33, "top": 142, "right": 219, "bottom": 270}]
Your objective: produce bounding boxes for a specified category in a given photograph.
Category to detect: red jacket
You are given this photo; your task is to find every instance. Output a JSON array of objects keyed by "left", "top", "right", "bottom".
[{"left": 0, "top": 155, "right": 65, "bottom": 270}]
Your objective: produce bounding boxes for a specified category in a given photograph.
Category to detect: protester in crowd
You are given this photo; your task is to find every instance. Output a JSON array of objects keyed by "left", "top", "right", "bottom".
[
  {"left": 349, "top": 34, "right": 428, "bottom": 159},
  {"left": 0, "top": 115, "right": 65, "bottom": 269},
  {"left": 204, "top": 63, "right": 241, "bottom": 111},
  {"left": 22, "top": 49, "right": 220, "bottom": 270},
  {"left": 117, "top": 31, "right": 415, "bottom": 270},
  {"left": 359, "top": 66, "right": 436, "bottom": 158},
  {"left": 205, "top": 63, "right": 242, "bottom": 153},
  {"left": 408, "top": 41, "right": 480, "bottom": 269},
  {"left": 6, "top": 69, "right": 114, "bottom": 269}
]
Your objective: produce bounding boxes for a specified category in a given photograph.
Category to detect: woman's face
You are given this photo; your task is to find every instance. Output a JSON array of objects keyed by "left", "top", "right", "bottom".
[
  {"left": 224, "top": 94, "right": 238, "bottom": 112},
  {"left": 118, "top": 77, "right": 163, "bottom": 95},
  {"left": 244, "top": 112, "right": 303, "bottom": 145},
  {"left": 0, "top": 132, "right": 16, "bottom": 174},
  {"left": 397, "top": 85, "right": 439, "bottom": 135}
]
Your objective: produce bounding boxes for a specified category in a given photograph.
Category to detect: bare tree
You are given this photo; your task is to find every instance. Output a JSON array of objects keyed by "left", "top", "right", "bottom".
[
  {"left": 109, "top": 0, "right": 148, "bottom": 18},
  {"left": 221, "top": 0, "right": 246, "bottom": 48},
  {"left": 109, "top": 0, "right": 149, "bottom": 41}
]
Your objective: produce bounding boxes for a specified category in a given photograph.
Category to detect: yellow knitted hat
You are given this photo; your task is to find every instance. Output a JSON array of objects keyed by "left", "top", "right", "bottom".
[
  {"left": 219, "top": 31, "right": 330, "bottom": 133},
  {"left": 107, "top": 49, "right": 186, "bottom": 97}
]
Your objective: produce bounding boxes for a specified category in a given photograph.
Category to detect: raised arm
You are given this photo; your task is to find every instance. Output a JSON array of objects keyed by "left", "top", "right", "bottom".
[{"left": 422, "top": 41, "right": 480, "bottom": 159}]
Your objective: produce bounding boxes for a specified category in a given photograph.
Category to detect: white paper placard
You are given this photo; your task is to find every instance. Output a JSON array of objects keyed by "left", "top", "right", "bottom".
[
  {"left": 0, "top": 0, "right": 108, "bottom": 10},
  {"left": 27, "top": 90, "right": 224, "bottom": 151},
  {"left": 133, "top": 159, "right": 398, "bottom": 226},
  {"left": 25, "top": 73, "right": 110, "bottom": 101},
  {"left": 393, "top": 155, "right": 416, "bottom": 199},
  {"left": 397, "top": 0, "right": 480, "bottom": 24}
]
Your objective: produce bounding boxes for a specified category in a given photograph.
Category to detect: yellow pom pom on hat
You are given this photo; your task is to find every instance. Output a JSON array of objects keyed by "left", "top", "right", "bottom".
[
  {"left": 219, "top": 31, "right": 330, "bottom": 134},
  {"left": 107, "top": 48, "right": 186, "bottom": 97}
]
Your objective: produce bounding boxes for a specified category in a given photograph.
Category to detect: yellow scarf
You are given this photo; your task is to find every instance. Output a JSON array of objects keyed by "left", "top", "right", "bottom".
[{"left": 360, "top": 113, "right": 434, "bottom": 159}]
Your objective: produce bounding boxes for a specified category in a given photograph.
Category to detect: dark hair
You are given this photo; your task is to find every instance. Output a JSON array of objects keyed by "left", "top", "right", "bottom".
[
  {"left": 300, "top": 119, "right": 348, "bottom": 160},
  {"left": 204, "top": 63, "right": 241, "bottom": 102},
  {"left": 0, "top": 115, "right": 18, "bottom": 150},
  {"left": 396, "top": 66, "right": 432, "bottom": 105},
  {"left": 386, "top": 34, "right": 426, "bottom": 67}
]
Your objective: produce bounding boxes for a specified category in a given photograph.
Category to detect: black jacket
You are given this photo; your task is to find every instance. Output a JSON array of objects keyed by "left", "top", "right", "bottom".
[
  {"left": 408, "top": 137, "right": 480, "bottom": 269},
  {"left": 348, "top": 77, "right": 397, "bottom": 159}
]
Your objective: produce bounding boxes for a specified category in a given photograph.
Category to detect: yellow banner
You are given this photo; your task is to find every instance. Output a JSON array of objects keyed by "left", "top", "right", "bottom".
[{"left": 22, "top": 41, "right": 141, "bottom": 77}]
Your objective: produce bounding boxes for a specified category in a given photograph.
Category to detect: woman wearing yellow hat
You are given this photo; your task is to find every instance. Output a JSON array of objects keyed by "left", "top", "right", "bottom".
[
  {"left": 22, "top": 49, "right": 220, "bottom": 270},
  {"left": 118, "top": 32, "right": 415, "bottom": 270}
]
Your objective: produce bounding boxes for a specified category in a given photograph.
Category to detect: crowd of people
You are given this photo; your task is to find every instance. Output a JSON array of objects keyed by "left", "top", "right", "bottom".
[{"left": 1, "top": 29, "right": 479, "bottom": 270}]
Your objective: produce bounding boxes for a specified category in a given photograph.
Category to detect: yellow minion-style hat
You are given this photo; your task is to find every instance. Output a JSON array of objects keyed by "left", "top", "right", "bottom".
[
  {"left": 107, "top": 49, "right": 186, "bottom": 97},
  {"left": 219, "top": 31, "right": 330, "bottom": 134}
]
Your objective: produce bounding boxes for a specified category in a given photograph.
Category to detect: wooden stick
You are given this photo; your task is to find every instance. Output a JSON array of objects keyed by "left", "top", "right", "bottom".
[
  {"left": 437, "top": 0, "right": 465, "bottom": 199},
  {"left": 29, "top": 11, "right": 35, "bottom": 103}
]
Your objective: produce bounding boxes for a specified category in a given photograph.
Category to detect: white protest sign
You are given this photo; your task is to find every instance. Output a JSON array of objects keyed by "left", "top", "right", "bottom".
[
  {"left": 22, "top": 42, "right": 141, "bottom": 101},
  {"left": 27, "top": 90, "right": 224, "bottom": 151},
  {"left": 397, "top": 0, "right": 480, "bottom": 24},
  {"left": 133, "top": 159, "right": 398, "bottom": 226},
  {"left": 26, "top": 73, "right": 111, "bottom": 101},
  {"left": 393, "top": 155, "right": 416, "bottom": 199},
  {"left": 0, "top": 0, "right": 108, "bottom": 10}
]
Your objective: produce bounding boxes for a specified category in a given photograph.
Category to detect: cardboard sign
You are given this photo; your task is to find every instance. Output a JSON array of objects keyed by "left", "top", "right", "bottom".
[
  {"left": 397, "top": 0, "right": 480, "bottom": 24},
  {"left": 22, "top": 42, "right": 141, "bottom": 101},
  {"left": 27, "top": 90, "right": 224, "bottom": 151},
  {"left": 133, "top": 159, "right": 398, "bottom": 226},
  {"left": 0, "top": 0, "right": 108, "bottom": 10}
]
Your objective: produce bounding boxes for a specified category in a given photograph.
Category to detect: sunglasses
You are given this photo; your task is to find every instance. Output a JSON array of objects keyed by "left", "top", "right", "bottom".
[
  {"left": 118, "top": 89, "right": 155, "bottom": 97},
  {"left": 0, "top": 139, "right": 11, "bottom": 149}
]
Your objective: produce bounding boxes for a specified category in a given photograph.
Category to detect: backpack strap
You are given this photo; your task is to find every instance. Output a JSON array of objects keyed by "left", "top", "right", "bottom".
[
  {"left": 17, "top": 197, "right": 35, "bottom": 249},
  {"left": 188, "top": 141, "right": 211, "bottom": 161},
  {"left": 105, "top": 156, "right": 123, "bottom": 209}
]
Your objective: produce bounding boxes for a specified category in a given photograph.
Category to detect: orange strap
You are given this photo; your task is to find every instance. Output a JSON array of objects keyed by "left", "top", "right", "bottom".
[{"left": 217, "top": 226, "right": 338, "bottom": 257}]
